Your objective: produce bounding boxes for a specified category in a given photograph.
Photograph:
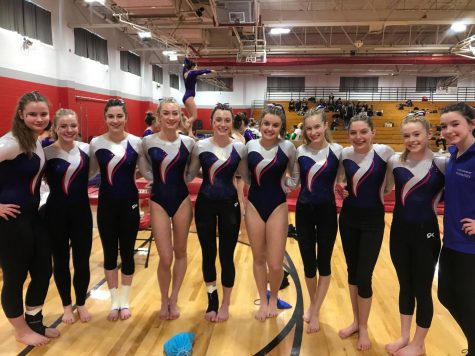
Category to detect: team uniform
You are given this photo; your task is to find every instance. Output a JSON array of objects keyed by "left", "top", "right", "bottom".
[
  {"left": 90, "top": 134, "right": 142, "bottom": 276},
  {"left": 388, "top": 152, "right": 446, "bottom": 328},
  {"left": 43, "top": 142, "right": 92, "bottom": 308},
  {"left": 143, "top": 128, "right": 154, "bottom": 137},
  {"left": 182, "top": 58, "right": 212, "bottom": 104},
  {"left": 243, "top": 129, "right": 254, "bottom": 143},
  {"left": 293, "top": 143, "right": 343, "bottom": 278},
  {"left": 0, "top": 132, "right": 52, "bottom": 332},
  {"left": 247, "top": 139, "right": 296, "bottom": 222},
  {"left": 339, "top": 144, "right": 394, "bottom": 298},
  {"left": 187, "top": 138, "right": 248, "bottom": 290},
  {"left": 438, "top": 143, "right": 475, "bottom": 353},
  {"left": 141, "top": 134, "right": 195, "bottom": 217}
]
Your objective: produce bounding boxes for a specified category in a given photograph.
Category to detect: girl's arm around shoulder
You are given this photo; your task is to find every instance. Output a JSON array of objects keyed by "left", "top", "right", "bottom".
[
  {"left": 185, "top": 140, "right": 203, "bottom": 183},
  {"left": 138, "top": 136, "right": 153, "bottom": 182},
  {"left": 88, "top": 138, "right": 100, "bottom": 179},
  {"left": 384, "top": 154, "right": 397, "bottom": 194},
  {"left": 235, "top": 141, "right": 251, "bottom": 186},
  {"left": 433, "top": 155, "right": 449, "bottom": 174},
  {"left": 283, "top": 140, "right": 297, "bottom": 188}
]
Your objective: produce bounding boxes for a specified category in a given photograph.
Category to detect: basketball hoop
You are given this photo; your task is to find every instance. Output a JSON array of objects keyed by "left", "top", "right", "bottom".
[
  {"left": 236, "top": 50, "right": 266, "bottom": 64},
  {"left": 451, "top": 35, "right": 475, "bottom": 59}
]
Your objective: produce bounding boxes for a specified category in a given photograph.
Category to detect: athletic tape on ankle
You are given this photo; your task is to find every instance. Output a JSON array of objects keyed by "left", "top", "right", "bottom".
[
  {"left": 110, "top": 288, "right": 120, "bottom": 310},
  {"left": 119, "top": 285, "right": 130, "bottom": 309}
]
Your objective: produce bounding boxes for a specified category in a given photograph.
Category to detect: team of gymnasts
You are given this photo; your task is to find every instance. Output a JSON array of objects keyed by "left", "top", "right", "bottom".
[{"left": 0, "top": 90, "right": 474, "bottom": 356}]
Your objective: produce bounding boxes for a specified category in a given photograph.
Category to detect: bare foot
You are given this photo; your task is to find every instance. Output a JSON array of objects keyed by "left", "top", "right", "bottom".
[
  {"left": 107, "top": 309, "right": 119, "bottom": 322},
  {"left": 306, "top": 314, "right": 320, "bottom": 334},
  {"left": 45, "top": 327, "right": 60, "bottom": 338},
  {"left": 77, "top": 305, "right": 91, "bottom": 322},
  {"left": 255, "top": 305, "right": 267, "bottom": 322},
  {"left": 62, "top": 305, "right": 76, "bottom": 324},
  {"left": 15, "top": 330, "right": 49, "bottom": 346},
  {"left": 394, "top": 341, "right": 425, "bottom": 356},
  {"left": 266, "top": 297, "right": 279, "bottom": 319},
  {"left": 119, "top": 308, "right": 131, "bottom": 320},
  {"left": 338, "top": 322, "right": 359, "bottom": 339},
  {"left": 159, "top": 304, "right": 169, "bottom": 320},
  {"left": 385, "top": 337, "right": 409, "bottom": 355},
  {"left": 169, "top": 303, "right": 180, "bottom": 320},
  {"left": 204, "top": 310, "right": 217, "bottom": 322},
  {"left": 357, "top": 327, "right": 371, "bottom": 351},
  {"left": 215, "top": 304, "right": 229, "bottom": 323},
  {"left": 303, "top": 307, "right": 313, "bottom": 323}
]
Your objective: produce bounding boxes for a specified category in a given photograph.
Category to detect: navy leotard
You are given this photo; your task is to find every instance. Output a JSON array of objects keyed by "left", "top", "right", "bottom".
[
  {"left": 0, "top": 132, "right": 45, "bottom": 211},
  {"left": 293, "top": 143, "right": 343, "bottom": 205},
  {"left": 187, "top": 138, "right": 248, "bottom": 199},
  {"left": 44, "top": 142, "right": 91, "bottom": 205},
  {"left": 342, "top": 144, "right": 395, "bottom": 210},
  {"left": 247, "top": 139, "right": 296, "bottom": 222},
  {"left": 142, "top": 134, "right": 195, "bottom": 217},
  {"left": 90, "top": 134, "right": 142, "bottom": 201},
  {"left": 390, "top": 152, "right": 446, "bottom": 223},
  {"left": 182, "top": 58, "right": 211, "bottom": 103}
]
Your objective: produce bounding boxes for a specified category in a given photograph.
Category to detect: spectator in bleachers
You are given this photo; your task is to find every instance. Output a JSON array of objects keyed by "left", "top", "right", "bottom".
[{"left": 288, "top": 99, "right": 295, "bottom": 112}]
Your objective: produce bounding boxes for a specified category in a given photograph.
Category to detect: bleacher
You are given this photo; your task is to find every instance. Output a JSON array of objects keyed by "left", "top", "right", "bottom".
[{"left": 253, "top": 100, "right": 475, "bottom": 152}]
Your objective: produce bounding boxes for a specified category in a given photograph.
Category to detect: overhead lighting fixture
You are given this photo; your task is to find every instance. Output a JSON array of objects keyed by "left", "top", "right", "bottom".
[
  {"left": 451, "top": 22, "right": 467, "bottom": 32},
  {"left": 84, "top": 0, "right": 105, "bottom": 4},
  {"left": 169, "top": 54, "right": 178, "bottom": 61},
  {"left": 163, "top": 50, "right": 176, "bottom": 55},
  {"left": 138, "top": 31, "right": 152, "bottom": 39},
  {"left": 269, "top": 28, "right": 291, "bottom": 35}
]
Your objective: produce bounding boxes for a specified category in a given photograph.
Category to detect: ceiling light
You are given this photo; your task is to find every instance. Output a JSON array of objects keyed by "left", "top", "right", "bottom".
[
  {"left": 451, "top": 22, "right": 467, "bottom": 32},
  {"left": 169, "top": 54, "right": 178, "bottom": 61},
  {"left": 162, "top": 50, "right": 176, "bottom": 55},
  {"left": 269, "top": 28, "right": 291, "bottom": 35},
  {"left": 85, "top": 0, "right": 105, "bottom": 4},
  {"left": 138, "top": 31, "right": 152, "bottom": 39}
]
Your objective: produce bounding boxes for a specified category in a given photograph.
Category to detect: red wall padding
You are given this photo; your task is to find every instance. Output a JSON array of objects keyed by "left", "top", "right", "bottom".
[{"left": 0, "top": 76, "right": 251, "bottom": 138}]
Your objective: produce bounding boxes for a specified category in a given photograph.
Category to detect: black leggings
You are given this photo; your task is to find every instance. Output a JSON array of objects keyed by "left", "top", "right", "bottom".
[
  {"left": 390, "top": 218, "right": 440, "bottom": 328},
  {"left": 0, "top": 211, "right": 52, "bottom": 318},
  {"left": 339, "top": 206, "right": 385, "bottom": 298},
  {"left": 97, "top": 197, "right": 140, "bottom": 275},
  {"left": 44, "top": 202, "right": 92, "bottom": 306},
  {"left": 295, "top": 202, "right": 337, "bottom": 278},
  {"left": 194, "top": 195, "right": 240, "bottom": 288},
  {"left": 438, "top": 246, "right": 475, "bottom": 354}
]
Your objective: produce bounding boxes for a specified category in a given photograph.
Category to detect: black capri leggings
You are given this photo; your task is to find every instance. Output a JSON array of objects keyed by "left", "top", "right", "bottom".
[
  {"left": 390, "top": 218, "right": 440, "bottom": 328},
  {"left": 295, "top": 202, "right": 337, "bottom": 278},
  {"left": 0, "top": 211, "right": 52, "bottom": 318},
  {"left": 44, "top": 202, "right": 92, "bottom": 307},
  {"left": 438, "top": 246, "right": 475, "bottom": 355},
  {"left": 339, "top": 206, "right": 385, "bottom": 298},
  {"left": 194, "top": 194, "right": 241, "bottom": 288},
  {"left": 97, "top": 197, "right": 140, "bottom": 275}
]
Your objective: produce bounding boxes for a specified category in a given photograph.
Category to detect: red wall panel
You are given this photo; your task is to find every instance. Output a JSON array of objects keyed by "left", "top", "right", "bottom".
[{"left": 0, "top": 76, "right": 251, "bottom": 138}]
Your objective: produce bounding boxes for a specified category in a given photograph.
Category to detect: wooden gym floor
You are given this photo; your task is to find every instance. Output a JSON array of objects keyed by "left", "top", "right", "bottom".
[{"left": 0, "top": 211, "right": 466, "bottom": 355}]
